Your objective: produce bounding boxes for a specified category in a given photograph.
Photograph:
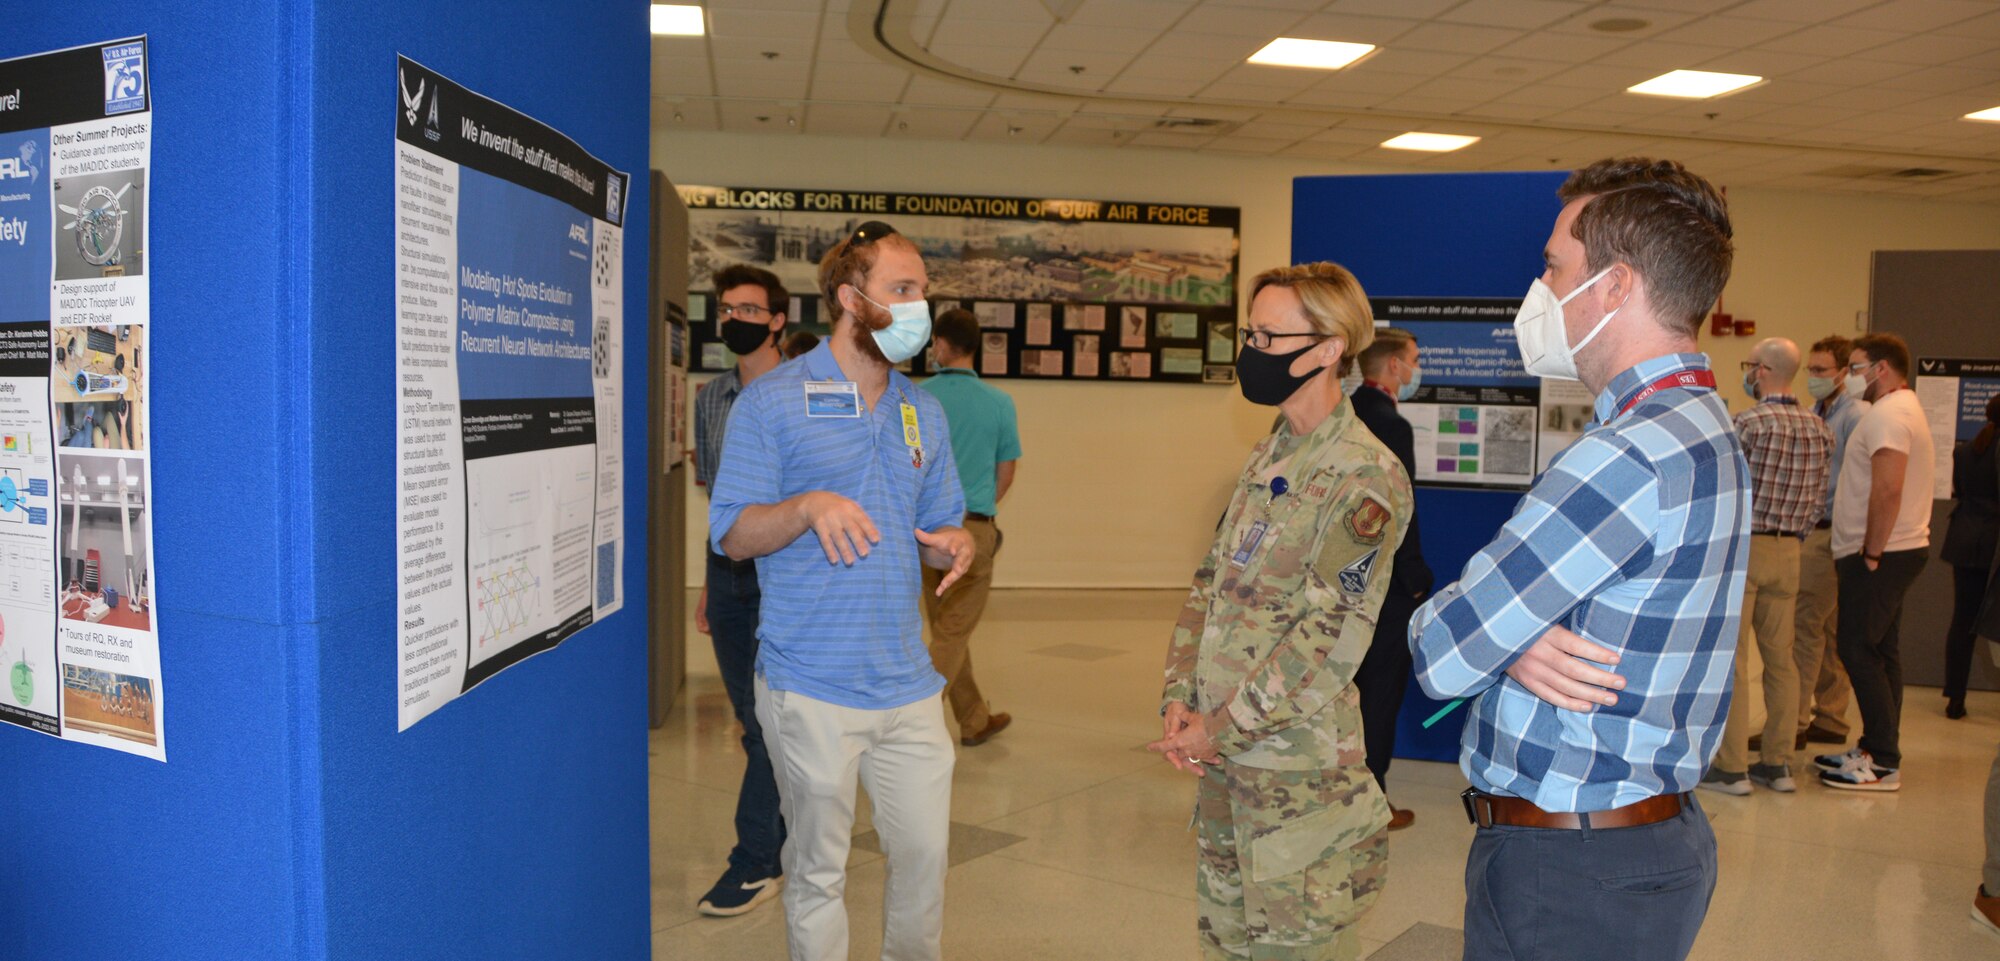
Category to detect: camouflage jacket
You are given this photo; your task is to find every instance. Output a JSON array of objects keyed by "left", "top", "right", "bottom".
[{"left": 1162, "top": 399, "right": 1412, "bottom": 770}]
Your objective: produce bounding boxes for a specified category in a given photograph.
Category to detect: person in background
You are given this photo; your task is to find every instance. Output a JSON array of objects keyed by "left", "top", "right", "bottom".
[
  {"left": 1817, "top": 332, "right": 1933, "bottom": 792},
  {"left": 1348, "top": 327, "right": 1432, "bottom": 830},
  {"left": 689, "top": 263, "right": 790, "bottom": 917},
  {"left": 1410, "top": 158, "right": 1746, "bottom": 961},
  {"left": 1701, "top": 337, "right": 1830, "bottom": 797},
  {"left": 1779, "top": 336, "right": 1867, "bottom": 754},
  {"left": 1942, "top": 395, "right": 2000, "bottom": 720},
  {"left": 709, "top": 221, "right": 974, "bottom": 961},
  {"left": 782, "top": 329, "right": 820, "bottom": 360},
  {"left": 918, "top": 308, "right": 1021, "bottom": 747},
  {"left": 1153, "top": 262, "right": 1409, "bottom": 961}
]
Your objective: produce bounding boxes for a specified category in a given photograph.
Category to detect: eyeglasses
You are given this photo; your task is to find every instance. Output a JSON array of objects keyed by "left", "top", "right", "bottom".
[
  {"left": 716, "top": 302, "right": 772, "bottom": 320},
  {"left": 845, "top": 220, "right": 899, "bottom": 248},
  {"left": 1240, "top": 329, "right": 1324, "bottom": 351},
  {"left": 1847, "top": 360, "right": 1874, "bottom": 374},
  {"left": 1739, "top": 360, "right": 1765, "bottom": 372}
]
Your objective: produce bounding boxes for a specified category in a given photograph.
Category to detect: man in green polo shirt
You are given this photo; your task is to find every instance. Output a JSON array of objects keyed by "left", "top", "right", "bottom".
[{"left": 919, "top": 308, "right": 1022, "bottom": 746}]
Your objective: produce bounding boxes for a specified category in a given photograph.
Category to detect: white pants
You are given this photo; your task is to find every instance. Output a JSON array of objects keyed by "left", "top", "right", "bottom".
[{"left": 754, "top": 675, "right": 955, "bottom": 961}]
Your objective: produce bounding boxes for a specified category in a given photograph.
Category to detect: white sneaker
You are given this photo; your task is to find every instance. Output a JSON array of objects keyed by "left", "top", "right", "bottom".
[
  {"left": 1749, "top": 762, "right": 1797, "bottom": 793},
  {"left": 1813, "top": 747, "right": 1866, "bottom": 773}
]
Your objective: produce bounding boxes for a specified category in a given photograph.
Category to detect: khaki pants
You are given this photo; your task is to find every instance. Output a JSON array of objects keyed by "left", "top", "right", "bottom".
[
  {"left": 755, "top": 676, "right": 955, "bottom": 961},
  {"left": 1716, "top": 534, "right": 1802, "bottom": 773},
  {"left": 922, "top": 517, "right": 996, "bottom": 733},
  {"left": 1792, "top": 527, "right": 1853, "bottom": 736}
]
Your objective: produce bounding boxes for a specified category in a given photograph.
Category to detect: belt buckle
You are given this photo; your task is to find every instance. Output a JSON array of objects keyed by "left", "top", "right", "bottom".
[{"left": 1460, "top": 787, "right": 1491, "bottom": 828}]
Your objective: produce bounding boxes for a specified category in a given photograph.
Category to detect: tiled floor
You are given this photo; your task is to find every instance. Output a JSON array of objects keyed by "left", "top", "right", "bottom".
[{"left": 650, "top": 590, "right": 2000, "bottom": 960}]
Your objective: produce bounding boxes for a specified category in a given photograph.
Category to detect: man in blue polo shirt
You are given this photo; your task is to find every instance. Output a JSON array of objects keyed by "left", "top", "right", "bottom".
[
  {"left": 918, "top": 307, "right": 1022, "bottom": 747},
  {"left": 710, "top": 221, "right": 974, "bottom": 961},
  {"left": 1411, "top": 158, "right": 1748, "bottom": 961}
]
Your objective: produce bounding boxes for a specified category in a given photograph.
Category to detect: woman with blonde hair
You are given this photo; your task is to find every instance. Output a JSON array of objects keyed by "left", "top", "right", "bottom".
[{"left": 1151, "top": 262, "right": 1412, "bottom": 961}]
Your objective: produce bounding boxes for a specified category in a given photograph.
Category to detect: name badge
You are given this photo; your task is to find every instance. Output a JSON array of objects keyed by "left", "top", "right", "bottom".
[
  {"left": 1229, "top": 520, "right": 1271, "bottom": 569},
  {"left": 805, "top": 382, "right": 861, "bottom": 418},
  {"left": 901, "top": 402, "right": 921, "bottom": 448}
]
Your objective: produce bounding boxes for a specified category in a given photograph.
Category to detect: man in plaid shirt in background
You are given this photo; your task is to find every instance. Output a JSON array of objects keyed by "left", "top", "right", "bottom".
[
  {"left": 1702, "top": 338, "right": 1833, "bottom": 796},
  {"left": 1411, "top": 157, "right": 1749, "bottom": 961}
]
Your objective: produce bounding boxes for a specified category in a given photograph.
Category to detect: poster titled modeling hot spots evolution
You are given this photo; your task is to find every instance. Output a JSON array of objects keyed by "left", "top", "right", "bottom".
[
  {"left": 393, "top": 56, "right": 628, "bottom": 731},
  {"left": 0, "top": 37, "right": 164, "bottom": 760}
]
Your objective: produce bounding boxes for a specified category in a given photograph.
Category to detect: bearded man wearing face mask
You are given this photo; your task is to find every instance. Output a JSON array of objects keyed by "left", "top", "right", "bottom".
[
  {"left": 708, "top": 221, "right": 975, "bottom": 961},
  {"left": 1409, "top": 158, "right": 1749, "bottom": 961},
  {"left": 1152, "top": 261, "right": 1411, "bottom": 961}
]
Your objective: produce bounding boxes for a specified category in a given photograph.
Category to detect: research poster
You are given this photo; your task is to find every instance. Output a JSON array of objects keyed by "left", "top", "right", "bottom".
[
  {"left": 0, "top": 38, "right": 164, "bottom": 760},
  {"left": 1372, "top": 299, "right": 1540, "bottom": 489},
  {"left": 675, "top": 184, "right": 1240, "bottom": 384},
  {"left": 394, "top": 56, "right": 628, "bottom": 731},
  {"left": 1915, "top": 357, "right": 2000, "bottom": 500}
]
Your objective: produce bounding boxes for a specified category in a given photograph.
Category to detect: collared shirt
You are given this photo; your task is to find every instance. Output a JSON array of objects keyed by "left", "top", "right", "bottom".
[
  {"left": 1734, "top": 394, "right": 1833, "bottom": 534},
  {"left": 918, "top": 366, "right": 1022, "bottom": 517},
  {"left": 708, "top": 342, "right": 965, "bottom": 710},
  {"left": 692, "top": 366, "right": 743, "bottom": 491},
  {"left": 1816, "top": 391, "right": 1868, "bottom": 520},
  {"left": 1410, "top": 353, "right": 1751, "bottom": 813}
]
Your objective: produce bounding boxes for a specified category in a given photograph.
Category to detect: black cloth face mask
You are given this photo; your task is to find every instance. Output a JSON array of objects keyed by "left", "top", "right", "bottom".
[
  {"left": 1236, "top": 339, "right": 1327, "bottom": 406},
  {"left": 721, "top": 319, "right": 776, "bottom": 356}
]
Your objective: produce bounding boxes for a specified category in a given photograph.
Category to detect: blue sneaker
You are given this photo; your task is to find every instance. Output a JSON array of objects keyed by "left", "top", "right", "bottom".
[{"left": 697, "top": 867, "right": 782, "bottom": 917}]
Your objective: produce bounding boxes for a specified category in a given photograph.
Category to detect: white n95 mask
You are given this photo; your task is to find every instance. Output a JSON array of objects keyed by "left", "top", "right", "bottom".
[{"left": 1513, "top": 266, "right": 1620, "bottom": 381}]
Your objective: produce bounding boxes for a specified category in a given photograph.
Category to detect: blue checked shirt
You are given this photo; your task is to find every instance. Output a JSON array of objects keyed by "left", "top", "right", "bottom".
[
  {"left": 708, "top": 341, "right": 964, "bottom": 710},
  {"left": 692, "top": 366, "right": 742, "bottom": 492},
  {"left": 1410, "top": 353, "right": 1751, "bottom": 813}
]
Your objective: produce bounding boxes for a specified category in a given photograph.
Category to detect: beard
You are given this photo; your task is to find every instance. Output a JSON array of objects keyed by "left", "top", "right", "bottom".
[{"left": 845, "top": 298, "right": 893, "bottom": 367}]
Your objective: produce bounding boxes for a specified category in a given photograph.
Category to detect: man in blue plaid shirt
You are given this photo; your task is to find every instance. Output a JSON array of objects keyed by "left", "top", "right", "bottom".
[{"left": 1411, "top": 158, "right": 1749, "bottom": 961}]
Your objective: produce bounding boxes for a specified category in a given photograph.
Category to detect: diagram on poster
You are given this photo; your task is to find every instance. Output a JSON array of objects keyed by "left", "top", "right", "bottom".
[
  {"left": 0, "top": 38, "right": 163, "bottom": 760},
  {"left": 394, "top": 56, "right": 628, "bottom": 731},
  {"left": 1375, "top": 300, "right": 1540, "bottom": 490}
]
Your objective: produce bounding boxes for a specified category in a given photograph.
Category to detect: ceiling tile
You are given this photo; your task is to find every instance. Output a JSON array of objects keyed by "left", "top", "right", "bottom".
[
  {"left": 1648, "top": 16, "right": 1805, "bottom": 48},
  {"left": 1403, "top": 75, "right": 1519, "bottom": 102},
  {"left": 1284, "top": 86, "right": 1391, "bottom": 108},
  {"left": 1486, "top": 31, "right": 1633, "bottom": 62},
  {"left": 1439, "top": 0, "right": 1589, "bottom": 30},
  {"left": 1852, "top": 34, "right": 1999, "bottom": 67},
  {"left": 925, "top": 43, "right": 1034, "bottom": 76},
  {"left": 1445, "top": 56, "right": 1572, "bottom": 85},
  {"left": 887, "top": 108, "right": 983, "bottom": 139},
  {"left": 1465, "top": 101, "right": 1561, "bottom": 120},
  {"left": 1391, "top": 22, "right": 1524, "bottom": 55},
  {"left": 811, "top": 78, "right": 909, "bottom": 101},
  {"left": 707, "top": 9, "right": 823, "bottom": 38},
  {"left": 1877, "top": 65, "right": 2000, "bottom": 94},
  {"left": 1170, "top": 4, "right": 1313, "bottom": 38},
  {"left": 1548, "top": 5, "right": 1697, "bottom": 38},
  {"left": 1493, "top": 84, "right": 1610, "bottom": 108},
  {"left": 1040, "top": 125, "right": 1133, "bottom": 147},
  {"left": 1197, "top": 82, "right": 1308, "bottom": 103},
  {"left": 1017, "top": 46, "right": 1136, "bottom": 79},
  {"left": 1348, "top": 48, "right": 1473, "bottom": 76},
  {"left": 1727, "top": 0, "right": 1881, "bottom": 22},
  {"left": 804, "top": 104, "right": 894, "bottom": 136},
  {"left": 1602, "top": 40, "right": 1735, "bottom": 70},
  {"left": 1301, "top": 69, "right": 1431, "bottom": 96},
  {"left": 928, "top": 16, "right": 1052, "bottom": 48},
  {"left": 1039, "top": 23, "right": 1164, "bottom": 54},
  {"left": 651, "top": 72, "right": 714, "bottom": 98},
  {"left": 1542, "top": 62, "right": 1662, "bottom": 91},
  {"left": 1132, "top": 31, "right": 1268, "bottom": 62},
  {"left": 815, "top": 36, "right": 886, "bottom": 65},
  {"left": 1690, "top": 48, "right": 1826, "bottom": 78},
  {"left": 1102, "top": 74, "right": 1213, "bottom": 97},
  {"left": 1126, "top": 130, "right": 1221, "bottom": 148},
  {"left": 1757, "top": 25, "right": 1897, "bottom": 58},
  {"left": 1831, "top": 0, "right": 1996, "bottom": 33},
  {"left": 1234, "top": 119, "right": 1327, "bottom": 139},
  {"left": 1280, "top": 12, "right": 1419, "bottom": 46},
  {"left": 708, "top": 36, "right": 817, "bottom": 62},
  {"left": 1319, "top": 0, "right": 1462, "bottom": 17},
  {"left": 1201, "top": 136, "right": 1297, "bottom": 155},
  {"left": 654, "top": 99, "right": 720, "bottom": 131},
  {"left": 1065, "top": 0, "right": 1201, "bottom": 27}
]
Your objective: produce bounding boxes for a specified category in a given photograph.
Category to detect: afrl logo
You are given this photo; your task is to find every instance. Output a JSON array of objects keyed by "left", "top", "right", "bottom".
[
  {"left": 0, "top": 142, "right": 43, "bottom": 183},
  {"left": 102, "top": 42, "right": 146, "bottom": 115}
]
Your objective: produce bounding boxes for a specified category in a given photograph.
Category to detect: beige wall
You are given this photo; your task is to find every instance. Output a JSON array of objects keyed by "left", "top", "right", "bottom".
[{"left": 657, "top": 129, "right": 2000, "bottom": 589}]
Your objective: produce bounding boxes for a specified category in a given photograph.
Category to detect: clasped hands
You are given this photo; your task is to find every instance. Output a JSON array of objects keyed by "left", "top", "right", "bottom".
[
  {"left": 1148, "top": 701, "right": 1220, "bottom": 777},
  {"left": 796, "top": 491, "right": 974, "bottom": 595}
]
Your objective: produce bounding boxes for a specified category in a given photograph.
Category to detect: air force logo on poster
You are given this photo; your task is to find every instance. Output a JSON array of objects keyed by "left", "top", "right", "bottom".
[{"left": 101, "top": 42, "right": 146, "bottom": 115}]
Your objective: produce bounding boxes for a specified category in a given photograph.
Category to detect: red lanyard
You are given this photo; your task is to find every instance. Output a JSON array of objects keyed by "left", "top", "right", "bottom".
[{"left": 1618, "top": 369, "right": 1718, "bottom": 417}]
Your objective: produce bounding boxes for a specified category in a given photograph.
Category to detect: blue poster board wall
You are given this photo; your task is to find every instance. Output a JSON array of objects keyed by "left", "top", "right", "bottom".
[
  {"left": 0, "top": 3, "right": 653, "bottom": 959},
  {"left": 1293, "top": 171, "right": 1567, "bottom": 763}
]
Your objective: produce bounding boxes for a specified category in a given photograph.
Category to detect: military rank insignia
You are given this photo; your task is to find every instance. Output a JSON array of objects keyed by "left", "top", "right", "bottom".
[
  {"left": 1345, "top": 494, "right": 1392, "bottom": 544},
  {"left": 1338, "top": 548, "right": 1380, "bottom": 595}
]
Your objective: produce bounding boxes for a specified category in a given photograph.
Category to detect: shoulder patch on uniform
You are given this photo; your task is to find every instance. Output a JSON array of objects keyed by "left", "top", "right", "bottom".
[
  {"left": 1338, "top": 548, "right": 1380, "bottom": 595},
  {"left": 1344, "top": 493, "right": 1392, "bottom": 545}
]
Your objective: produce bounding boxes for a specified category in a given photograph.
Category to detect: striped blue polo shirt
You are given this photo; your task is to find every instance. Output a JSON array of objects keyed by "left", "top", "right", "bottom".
[{"left": 709, "top": 340, "right": 964, "bottom": 709}]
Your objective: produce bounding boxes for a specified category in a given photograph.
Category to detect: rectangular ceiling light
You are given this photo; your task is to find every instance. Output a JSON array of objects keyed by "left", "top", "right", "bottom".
[
  {"left": 1966, "top": 106, "right": 2000, "bottom": 123},
  {"left": 1247, "top": 37, "right": 1376, "bottom": 70},
  {"left": 1381, "top": 132, "right": 1479, "bottom": 152},
  {"left": 651, "top": 4, "right": 705, "bottom": 36},
  {"left": 1627, "top": 69, "right": 1762, "bottom": 99}
]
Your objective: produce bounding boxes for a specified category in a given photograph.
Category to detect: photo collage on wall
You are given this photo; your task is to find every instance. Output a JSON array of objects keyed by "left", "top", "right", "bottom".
[{"left": 678, "top": 186, "right": 1241, "bottom": 385}]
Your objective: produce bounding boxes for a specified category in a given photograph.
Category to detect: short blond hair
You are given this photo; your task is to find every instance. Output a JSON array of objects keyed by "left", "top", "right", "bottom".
[{"left": 1249, "top": 262, "right": 1375, "bottom": 376}]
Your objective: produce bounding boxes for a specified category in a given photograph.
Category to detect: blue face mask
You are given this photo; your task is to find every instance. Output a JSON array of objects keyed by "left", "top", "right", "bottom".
[
  {"left": 1398, "top": 364, "right": 1422, "bottom": 402},
  {"left": 855, "top": 289, "right": 932, "bottom": 363}
]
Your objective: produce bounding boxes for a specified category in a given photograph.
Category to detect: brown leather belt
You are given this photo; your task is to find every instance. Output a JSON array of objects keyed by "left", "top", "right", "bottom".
[
  {"left": 965, "top": 512, "right": 995, "bottom": 523},
  {"left": 1461, "top": 788, "right": 1689, "bottom": 830}
]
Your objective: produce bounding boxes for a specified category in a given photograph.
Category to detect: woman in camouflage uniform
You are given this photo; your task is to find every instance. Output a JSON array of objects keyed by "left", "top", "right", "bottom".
[{"left": 1151, "top": 262, "right": 1412, "bottom": 961}]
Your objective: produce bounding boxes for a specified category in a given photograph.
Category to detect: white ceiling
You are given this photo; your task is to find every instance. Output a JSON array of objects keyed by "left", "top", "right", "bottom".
[{"left": 653, "top": 0, "right": 2000, "bottom": 201}]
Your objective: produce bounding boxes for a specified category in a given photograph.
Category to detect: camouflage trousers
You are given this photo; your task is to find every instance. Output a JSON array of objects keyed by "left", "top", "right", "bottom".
[{"left": 1194, "top": 761, "right": 1389, "bottom": 961}]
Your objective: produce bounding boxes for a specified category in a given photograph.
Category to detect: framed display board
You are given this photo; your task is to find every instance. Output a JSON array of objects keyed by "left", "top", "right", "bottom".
[{"left": 677, "top": 184, "right": 1241, "bottom": 385}]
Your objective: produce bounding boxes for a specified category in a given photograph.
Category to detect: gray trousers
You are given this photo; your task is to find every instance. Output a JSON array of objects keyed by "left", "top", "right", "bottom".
[{"left": 1462, "top": 796, "right": 1716, "bottom": 961}]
